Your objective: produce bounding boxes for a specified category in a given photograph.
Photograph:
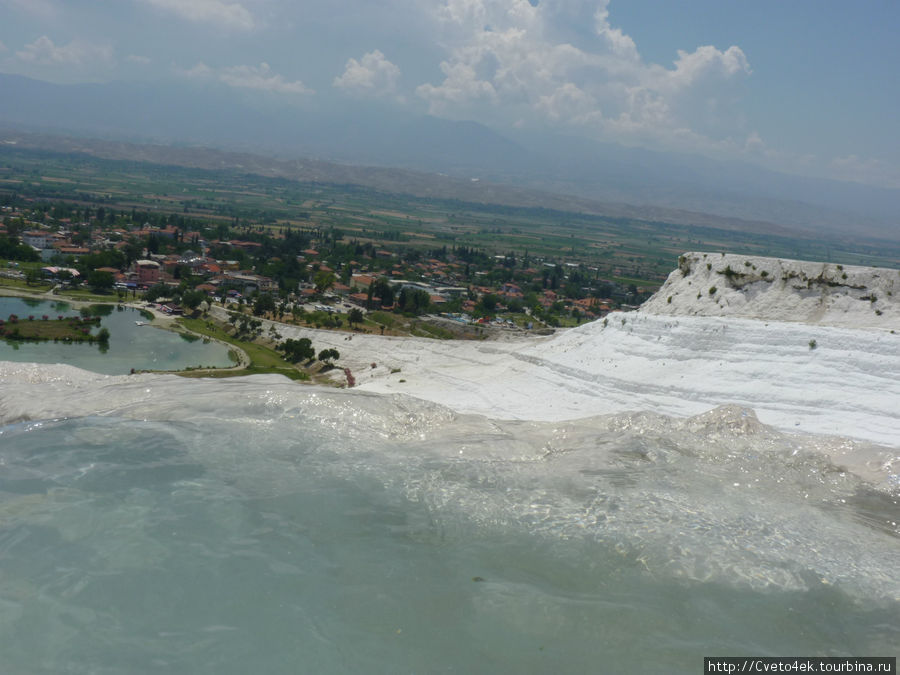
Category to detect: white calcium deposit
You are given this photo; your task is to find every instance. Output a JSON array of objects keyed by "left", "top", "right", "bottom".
[
  {"left": 642, "top": 252, "right": 900, "bottom": 329},
  {"left": 3, "top": 253, "right": 899, "bottom": 451}
]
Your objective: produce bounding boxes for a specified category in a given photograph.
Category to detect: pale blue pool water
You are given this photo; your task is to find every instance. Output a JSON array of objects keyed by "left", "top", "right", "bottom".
[
  {"left": 0, "top": 385, "right": 897, "bottom": 674},
  {"left": 0, "top": 297, "right": 234, "bottom": 374}
]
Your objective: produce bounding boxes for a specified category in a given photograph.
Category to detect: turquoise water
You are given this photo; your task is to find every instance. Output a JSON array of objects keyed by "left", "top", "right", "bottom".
[
  {"left": 0, "top": 386, "right": 897, "bottom": 674},
  {"left": 0, "top": 297, "right": 234, "bottom": 374}
]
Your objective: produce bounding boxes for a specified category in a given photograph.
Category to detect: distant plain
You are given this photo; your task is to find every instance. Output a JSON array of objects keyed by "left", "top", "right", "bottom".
[{"left": 2, "top": 140, "right": 899, "bottom": 288}]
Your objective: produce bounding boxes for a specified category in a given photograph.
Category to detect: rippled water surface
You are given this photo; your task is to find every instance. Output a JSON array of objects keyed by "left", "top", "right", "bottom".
[{"left": 0, "top": 391, "right": 898, "bottom": 674}]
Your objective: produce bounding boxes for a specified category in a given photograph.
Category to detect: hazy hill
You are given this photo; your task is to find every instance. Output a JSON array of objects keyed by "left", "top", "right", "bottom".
[
  {"left": 1, "top": 72, "right": 898, "bottom": 240},
  {"left": 0, "top": 130, "right": 807, "bottom": 240}
]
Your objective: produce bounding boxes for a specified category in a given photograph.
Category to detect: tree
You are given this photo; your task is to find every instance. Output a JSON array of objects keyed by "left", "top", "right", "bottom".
[
  {"left": 398, "top": 288, "right": 431, "bottom": 316},
  {"left": 181, "top": 289, "right": 206, "bottom": 312},
  {"left": 318, "top": 348, "right": 340, "bottom": 365},
  {"left": 314, "top": 270, "right": 336, "bottom": 294},
  {"left": 348, "top": 308, "right": 364, "bottom": 327},
  {"left": 279, "top": 337, "right": 315, "bottom": 363},
  {"left": 144, "top": 284, "right": 169, "bottom": 302},
  {"left": 0, "top": 235, "right": 40, "bottom": 262},
  {"left": 372, "top": 277, "right": 394, "bottom": 308},
  {"left": 476, "top": 293, "right": 499, "bottom": 316},
  {"left": 123, "top": 241, "right": 142, "bottom": 265},
  {"left": 146, "top": 234, "right": 160, "bottom": 254},
  {"left": 87, "top": 270, "right": 114, "bottom": 293},
  {"left": 253, "top": 293, "right": 276, "bottom": 316}
]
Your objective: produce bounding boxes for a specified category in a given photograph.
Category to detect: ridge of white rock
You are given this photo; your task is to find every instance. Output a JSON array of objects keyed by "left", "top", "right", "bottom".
[{"left": 641, "top": 252, "right": 900, "bottom": 329}]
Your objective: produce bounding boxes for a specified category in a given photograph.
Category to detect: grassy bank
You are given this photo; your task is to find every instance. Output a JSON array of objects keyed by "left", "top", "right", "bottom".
[
  {"left": 176, "top": 316, "right": 309, "bottom": 381},
  {"left": 0, "top": 277, "right": 53, "bottom": 293}
]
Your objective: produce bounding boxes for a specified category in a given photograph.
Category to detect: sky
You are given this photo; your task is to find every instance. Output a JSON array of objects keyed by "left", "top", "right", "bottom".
[{"left": 1, "top": 0, "right": 898, "bottom": 189}]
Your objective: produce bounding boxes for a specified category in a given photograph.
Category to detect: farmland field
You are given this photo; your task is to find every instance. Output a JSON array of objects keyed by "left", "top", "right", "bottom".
[{"left": 2, "top": 144, "right": 899, "bottom": 289}]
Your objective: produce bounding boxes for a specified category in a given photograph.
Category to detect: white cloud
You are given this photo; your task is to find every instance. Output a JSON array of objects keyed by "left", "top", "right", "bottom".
[
  {"left": 175, "top": 61, "right": 312, "bottom": 95},
  {"left": 593, "top": 4, "right": 638, "bottom": 60},
  {"left": 416, "top": 59, "right": 498, "bottom": 113},
  {"left": 140, "top": 0, "right": 254, "bottom": 31},
  {"left": 219, "top": 62, "right": 313, "bottom": 94},
  {"left": 333, "top": 50, "right": 401, "bottom": 98},
  {"left": 174, "top": 61, "right": 213, "bottom": 78},
  {"left": 417, "top": 0, "right": 753, "bottom": 152},
  {"left": 535, "top": 82, "right": 600, "bottom": 124},
  {"left": 17, "top": 35, "right": 114, "bottom": 68},
  {"left": 742, "top": 131, "right": 766, "bottom": 155},
  {"left": 127, "top": 54, "right": 152, "bottom": 65},
  {"left": 438, "top": 0, "right": 539, "bottom": 34},
  {"left": 0, "top": 40, "right": 7, "bottom": 53},
  {"left": 671, "top": 45, "right": 751, "bottom": 84}
]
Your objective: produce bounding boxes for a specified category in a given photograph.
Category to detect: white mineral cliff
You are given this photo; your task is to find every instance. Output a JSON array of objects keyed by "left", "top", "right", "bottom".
[{"left": 641, "top": 252, "right": 900, "bottom": 329}]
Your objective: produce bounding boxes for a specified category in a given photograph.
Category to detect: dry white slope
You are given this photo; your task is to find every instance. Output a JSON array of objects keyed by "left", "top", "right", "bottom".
[
  {"left": 351, "top": 252, "right": 900, "bottom": 447},
  {"left": 192, "top": 252, "right": 900, "bottom": 448}
]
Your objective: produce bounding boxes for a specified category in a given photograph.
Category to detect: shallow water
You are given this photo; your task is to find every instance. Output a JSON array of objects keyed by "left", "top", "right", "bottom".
[
  {"left": 0, "top": 384, "right": 897, "bottom": 674},
  {"left": 0, "top": 297, "right": 233, "bottom": 374}
]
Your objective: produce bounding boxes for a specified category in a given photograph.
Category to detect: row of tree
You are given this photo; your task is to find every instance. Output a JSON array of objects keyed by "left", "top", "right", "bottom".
[{"left": 277, "top": 337, "right": 339, "bottom": 366}]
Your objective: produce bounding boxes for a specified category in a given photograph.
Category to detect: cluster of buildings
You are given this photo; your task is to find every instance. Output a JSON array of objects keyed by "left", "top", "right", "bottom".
[
  {"left": 17, "top": 222, "right": 202, "bottom": 262},
  {"left": 4, "top": 206, "right": 630, "bottom": 322},
  {"left": 10, "top": 214, "right": 277, "bottom": 296}
]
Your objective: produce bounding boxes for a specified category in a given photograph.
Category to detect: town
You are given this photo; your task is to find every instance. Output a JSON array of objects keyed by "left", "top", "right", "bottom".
[{"left": 1, "top": 197, "right": 653, "bottom": 340}]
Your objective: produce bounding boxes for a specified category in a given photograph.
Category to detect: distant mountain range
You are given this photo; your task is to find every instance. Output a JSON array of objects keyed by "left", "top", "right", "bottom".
[{"left": 1, "top": 72, "right": 898, "bottom": 241}]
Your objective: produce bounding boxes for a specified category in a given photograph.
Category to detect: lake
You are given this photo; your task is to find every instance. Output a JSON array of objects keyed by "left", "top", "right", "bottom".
[{"left": 0, "top": 296, "right": 235, "bottom": 374}]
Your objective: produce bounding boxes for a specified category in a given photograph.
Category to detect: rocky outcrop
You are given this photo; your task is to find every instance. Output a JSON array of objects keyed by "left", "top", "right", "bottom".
[{"left": 641, "top": 252, "right": 900, "bottom": 329}]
